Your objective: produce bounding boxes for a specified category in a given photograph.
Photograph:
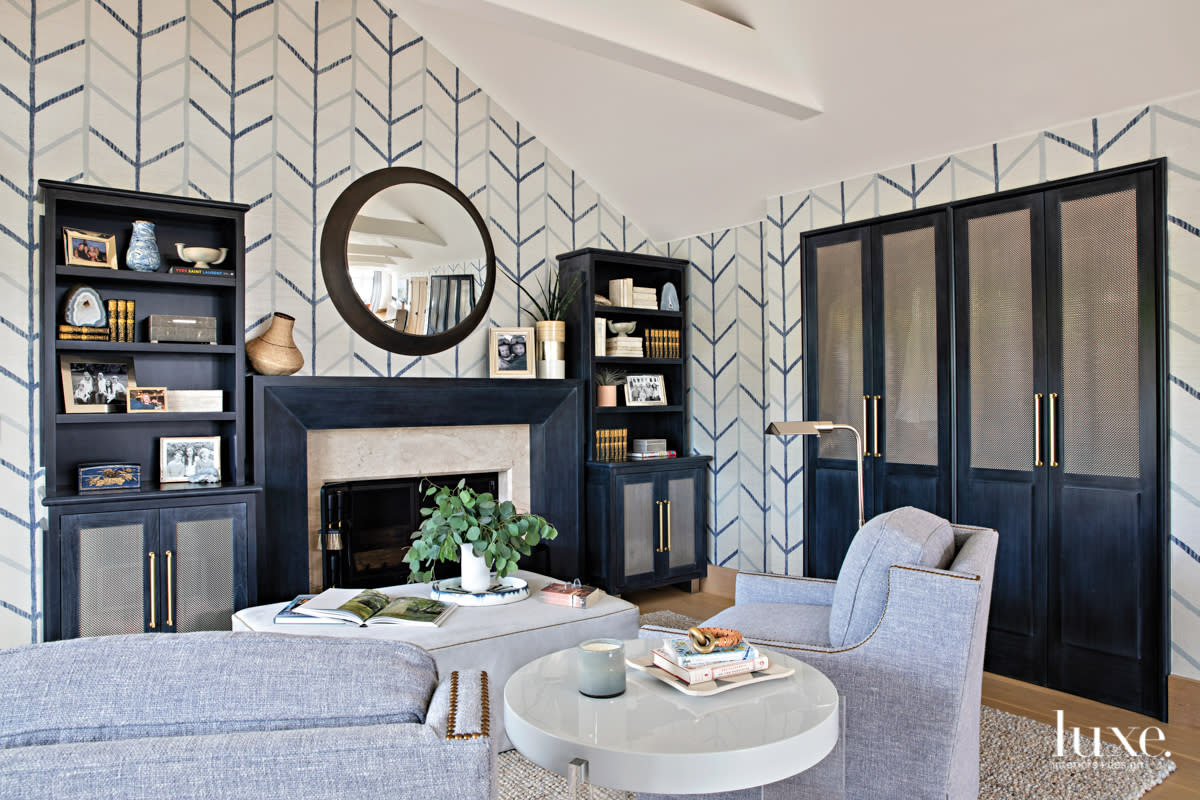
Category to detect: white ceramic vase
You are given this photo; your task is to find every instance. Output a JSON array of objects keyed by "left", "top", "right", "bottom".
[{"left": 460, "top": 543, "right": 492, "bottom": 592}]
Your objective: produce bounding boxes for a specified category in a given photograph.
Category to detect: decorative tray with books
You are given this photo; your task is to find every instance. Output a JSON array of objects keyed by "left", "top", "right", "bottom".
[
  {"left": 625, "top": 654, "right": 794, "bottom": 696},
  {"left": 430, "top": 576, "right": 529, "bottom": 606}
]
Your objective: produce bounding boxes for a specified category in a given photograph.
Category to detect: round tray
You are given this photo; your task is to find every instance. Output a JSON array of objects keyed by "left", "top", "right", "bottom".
[{"left": 430, "top": 576, "right": 529, "bottom": 606}]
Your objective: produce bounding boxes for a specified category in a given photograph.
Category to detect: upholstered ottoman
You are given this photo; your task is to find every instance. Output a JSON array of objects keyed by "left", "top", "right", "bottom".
[{"left": 233, "top": 570, "right": 640, "bottom": 750}]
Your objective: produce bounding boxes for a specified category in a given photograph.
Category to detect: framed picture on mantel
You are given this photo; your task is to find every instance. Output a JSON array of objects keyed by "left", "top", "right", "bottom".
[{"left": 489, "top": 326, "right": 536, "bottom": 378}]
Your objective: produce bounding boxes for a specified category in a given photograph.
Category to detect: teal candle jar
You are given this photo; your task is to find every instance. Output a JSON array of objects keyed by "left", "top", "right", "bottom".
[{"left": 577, "top": 638, "right": 626, "bottom": 698}]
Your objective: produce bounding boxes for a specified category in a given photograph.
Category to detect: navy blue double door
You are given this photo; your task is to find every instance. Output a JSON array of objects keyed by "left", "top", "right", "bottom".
[
  {"left": 802, "top": 211, "right": 953, "bottom": 582},
  {"left": 803, "top": 163, "right": 1165, "bottom": 718}
]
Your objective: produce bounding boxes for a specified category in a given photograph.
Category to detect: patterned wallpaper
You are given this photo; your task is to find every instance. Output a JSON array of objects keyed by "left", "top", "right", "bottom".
[{"left": 2, "top": 1, "right": 1198, "bottom": 679}]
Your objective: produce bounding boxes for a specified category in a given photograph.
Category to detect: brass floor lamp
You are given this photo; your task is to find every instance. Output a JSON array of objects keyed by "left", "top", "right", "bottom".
[{"left": 765, "top": 420, "right": 866, "bottom": 529}]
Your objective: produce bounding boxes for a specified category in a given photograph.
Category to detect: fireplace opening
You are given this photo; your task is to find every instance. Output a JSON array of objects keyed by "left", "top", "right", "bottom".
[{"left": 320, "top": 472, "right": 498, "bottom": 589}]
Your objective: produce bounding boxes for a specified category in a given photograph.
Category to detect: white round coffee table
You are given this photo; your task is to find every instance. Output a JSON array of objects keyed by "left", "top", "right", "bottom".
[{"left": 503, "top": 638, "right": 840, "bottom": 796}]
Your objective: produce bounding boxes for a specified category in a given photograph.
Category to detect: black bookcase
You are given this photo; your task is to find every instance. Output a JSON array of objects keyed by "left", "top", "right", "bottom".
[
  {"left": 39, "top": 180, "right": 259, "bottom": 640},
  {"left": 558, "top": 248, "right": 710, "bottom": 593}
]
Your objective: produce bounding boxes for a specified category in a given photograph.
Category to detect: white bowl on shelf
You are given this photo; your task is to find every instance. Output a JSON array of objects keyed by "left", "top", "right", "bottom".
[{"left": 174, "top": 243, "right": 228, "bottom": 266}]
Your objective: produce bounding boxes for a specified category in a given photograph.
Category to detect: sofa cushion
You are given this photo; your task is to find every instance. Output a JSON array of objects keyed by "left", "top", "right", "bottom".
[
  {"left": 703, "top": 602, "right": 832, "bottom": 648},
  {"left": 0, "top": 631, "right": 437, "bottom": 748},
  {"left": 828, "top": 506, "right": 955, "bottom": 647}
]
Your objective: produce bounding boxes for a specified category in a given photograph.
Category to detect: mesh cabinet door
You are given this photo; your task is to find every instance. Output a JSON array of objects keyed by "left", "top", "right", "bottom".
[
  {"left": 162, "top": 503, "right": 245, "bottom": 633},
  {"left": 61, "top": 510, "right": 157, "bottom": 638}
]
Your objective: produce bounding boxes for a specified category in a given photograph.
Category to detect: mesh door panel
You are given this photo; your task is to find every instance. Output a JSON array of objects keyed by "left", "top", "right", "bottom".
[
  {"left": 78, "top": 523, "right": 145, "bottom": 637},
  {"left": 967, "top": 210, "right": 1035, "bottom": 471},
  {"left": 173, "top": 516, "right": 234, "bottom": 632},
  {"left": 666, "top": 477, "right": 696, "bottom": 569},
  {"left": 623, "top": 482, "right": 655, "bottom": 576},
  {"left": 1059, "top": 189, "right": 1140, "bottom": 478},
  {"left": 815, "top": 240, "right": 864, "bottom": 460},
  {"left": 882, "top": 226, "right": 938, "bottom": 465}
]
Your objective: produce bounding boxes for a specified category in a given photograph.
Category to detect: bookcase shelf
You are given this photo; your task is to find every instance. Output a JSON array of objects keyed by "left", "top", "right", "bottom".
[{"left": 558, "top": 247, "right": 709, "bottom": 594}]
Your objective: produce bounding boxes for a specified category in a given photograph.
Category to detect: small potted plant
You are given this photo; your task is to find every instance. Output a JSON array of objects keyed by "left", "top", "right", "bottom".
[
  {"left": 506, "top": 269, "right": 584, "bottom": 379},
  {"left": 595, "top": 368, "right": 625, "bottom": 407},
  {"left": 403, "top": 478, "right": 558, "bottom": 592}
]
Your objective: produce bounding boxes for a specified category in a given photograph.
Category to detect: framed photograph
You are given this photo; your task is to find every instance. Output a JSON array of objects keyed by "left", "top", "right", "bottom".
[
  {"left": 624, "top": 373, "right": 667, "bottom": 406},
  {"left": 127, "top": 386, "right": 168, "bottom": 413},
  {"left": 160, "top": 436, "right": 221, "bottom": 484},
  {"left": 59, "top": 355, "right": 134, "bottom": 413},
  {"left": 63, "top": 227, "right": 118, "bottom": 269},
  {"left": 489, "top": 326, "right": 536, "bottom": 378}
]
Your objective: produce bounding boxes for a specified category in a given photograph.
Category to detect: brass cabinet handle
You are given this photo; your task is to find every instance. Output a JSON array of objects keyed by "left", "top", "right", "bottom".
[
  {"left": 1034, "top": 393, "right": 1044, "bottom": 467},
  {"left": 873, "top": 395, "right": 882, "bottom": 458},
  {"left": 862, "top": 396, "right": 870, "bottom": 456},
  {"left": 656, "top": 500, "right": 664, "bottom": 552},
  {"left": 665, "top": 500, "right": 672, "bottom": 551},
  {"left": 1049, "top": 393, "right": 1059, "bottom": 468},
  {"left": 165, "top": 550, "right": 174, "bottom": 628},
  {"left": 147, "top": 551, "right": 157, "bottom": 629}
]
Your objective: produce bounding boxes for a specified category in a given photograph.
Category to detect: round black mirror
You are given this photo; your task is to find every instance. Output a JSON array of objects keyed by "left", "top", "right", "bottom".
[{"left": 320, "top": 167, "right": 495, "bottom": 356}]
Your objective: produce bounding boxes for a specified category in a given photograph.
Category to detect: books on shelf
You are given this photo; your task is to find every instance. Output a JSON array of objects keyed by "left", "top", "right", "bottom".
[
  {"left": 283, "top": 587, "right": 456, "bottom": 627},
  {"left": 632, "top": 286, "right": 658, "bottom": 309},
  {"left": 58, "top": 323, "right": 110, "bottom": 341},
  {"left": 608, "top": 278, "right": 633, "bottom": 307},
  {"left": 606, "top": 336, "right": 643, "bottom": 357},
  {"left": 594, "top": 318, "right": 607, "bottom": 357},
  {"left": 633, "top": 438, "right": 668, "bottom": 453},
  {"left": 660, "top": 637, "right": 760, "bottom": 667},
  {"left": 651, "top": 648, "right": 769, "bottom": 684},
  {"left": 628, "top": 451, "right": 676, "bottom": 460},
  {"left": 273, "top": 594, "right": 346, "bottom": 624},
  {"left": 537, "top": 581, "right": 603, "bottom": 608},
  {"left": 168, "top": 265, "right": 235, "bottom": 278}
]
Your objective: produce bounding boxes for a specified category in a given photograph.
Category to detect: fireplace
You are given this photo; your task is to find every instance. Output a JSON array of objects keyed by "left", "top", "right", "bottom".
[
  {"left": 249, "top": 376, "right": 585, "bottom": 604},
  {"left": 320, "top": 472, "right": 497, "bottom": 589}
]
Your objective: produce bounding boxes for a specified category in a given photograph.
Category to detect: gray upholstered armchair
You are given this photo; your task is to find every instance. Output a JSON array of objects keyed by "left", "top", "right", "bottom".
[{"left": 641, "top": 507, "right": 998, "bottom": 800}]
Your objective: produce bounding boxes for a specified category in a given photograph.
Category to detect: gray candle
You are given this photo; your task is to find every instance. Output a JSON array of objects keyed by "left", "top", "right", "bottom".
[{"left": 577, "top": 638, "right": 626, "bottom": 697}]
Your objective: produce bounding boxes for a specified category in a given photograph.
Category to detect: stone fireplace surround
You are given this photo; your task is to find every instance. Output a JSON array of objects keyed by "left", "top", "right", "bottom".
[{"left": 250, "top": 376, "right": 585, "bottom": 604}]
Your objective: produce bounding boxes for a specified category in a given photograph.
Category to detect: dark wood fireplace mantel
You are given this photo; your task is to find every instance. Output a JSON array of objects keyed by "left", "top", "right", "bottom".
[{"left": 249, "top": 376, "right": 585, "bottom": 603}]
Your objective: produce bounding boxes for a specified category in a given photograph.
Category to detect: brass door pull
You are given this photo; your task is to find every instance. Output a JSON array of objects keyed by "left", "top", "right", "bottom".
[
  {"left": 862, "top": 396, "right": 870, "bottom": 456},
  {"left": 873, "top": 395, "right": 882, "bottom": 458},
  {"left": 1049, "top": 393, "right": 1059, "bottom": 468},
  {"left": 165, "top": 550, "right": 174, "bottom": 628},
  {"left": 665, "top": 500, "right": 672, "bottom": 552},
  {"left": 656, "top": 500, "right": 664, "bottom": 553},
  {"left": 1034, "top": 393, "right": 1044, "bottom": 467},
  {"left": 147, "top": 551, "right": 157, "bottom": 629}
]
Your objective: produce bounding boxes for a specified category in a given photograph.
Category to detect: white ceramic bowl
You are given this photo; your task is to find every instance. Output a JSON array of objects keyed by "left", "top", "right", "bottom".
[{"left": 175, "top": 244, "right": 226, "bottom": 266}]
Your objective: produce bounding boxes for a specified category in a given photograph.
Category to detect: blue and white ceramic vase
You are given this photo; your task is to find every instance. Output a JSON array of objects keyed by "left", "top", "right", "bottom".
[{"left": 125, "top": 220, "right": 161, "bottom": 272}]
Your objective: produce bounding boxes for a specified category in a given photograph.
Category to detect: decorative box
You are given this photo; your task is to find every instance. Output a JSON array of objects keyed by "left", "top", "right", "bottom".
[
  {"left": 78, "top": 462, "right": 141, "bottom": 492},
  {"left": 147, "top": 314, "right": 217, "bottom": 344},
  {"left": 166, "top": 389, "right": 224, "bottom": 413},
  {"left": 633, "top": 438, "right": 668, "bottom": 453}
]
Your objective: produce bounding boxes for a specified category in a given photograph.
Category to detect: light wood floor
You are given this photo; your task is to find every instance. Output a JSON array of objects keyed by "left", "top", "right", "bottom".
[{"left": 624, "top": 585, "right": 1200, "bottom": 798}]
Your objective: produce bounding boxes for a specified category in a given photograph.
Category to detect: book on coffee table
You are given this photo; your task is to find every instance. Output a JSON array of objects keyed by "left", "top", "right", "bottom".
[
  {"left": 536, "top": 581, "right": 603, "bottom": 608},
  {"left": 288, "top": 587, "right": 456, "bottom": 627},
  {"left": 273, "top": 594, "right": 345, "bottom": 624}
]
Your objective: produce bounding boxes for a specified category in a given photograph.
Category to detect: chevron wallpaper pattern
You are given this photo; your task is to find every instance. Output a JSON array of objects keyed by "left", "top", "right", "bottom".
[{"left": 2, "top": 1, "right": 1198, "bottom": 680}]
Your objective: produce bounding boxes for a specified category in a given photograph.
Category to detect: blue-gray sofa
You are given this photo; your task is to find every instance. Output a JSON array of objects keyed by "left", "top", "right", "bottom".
[{"left": 0, "top": 631, "right": 496, "bottom": 799}]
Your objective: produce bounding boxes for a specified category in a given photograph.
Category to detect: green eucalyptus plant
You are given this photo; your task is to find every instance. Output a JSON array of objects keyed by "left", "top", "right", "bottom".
[
  {"left": 403, "top": 478, "right": 558, "bottom": 582},
  {"left": 505, "top": 268, "right": 584, "bottom": 322}
]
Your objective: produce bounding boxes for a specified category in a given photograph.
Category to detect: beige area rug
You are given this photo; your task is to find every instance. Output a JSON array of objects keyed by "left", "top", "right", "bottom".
[{"left": 498, "top": 614, "right": 1176, "bottom": 799}]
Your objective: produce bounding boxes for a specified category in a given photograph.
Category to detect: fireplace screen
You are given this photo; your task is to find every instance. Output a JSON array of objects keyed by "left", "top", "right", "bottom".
[{"left": 320, "top": 472, "right": 498, "bottom": 589}]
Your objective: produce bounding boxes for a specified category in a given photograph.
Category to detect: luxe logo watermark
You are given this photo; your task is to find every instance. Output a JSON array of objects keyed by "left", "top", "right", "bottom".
[{"left": 1055, "top": 710, "right": 1170, "bottom": 761}]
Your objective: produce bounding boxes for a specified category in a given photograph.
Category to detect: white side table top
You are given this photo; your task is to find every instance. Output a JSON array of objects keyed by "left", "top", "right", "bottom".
[{"left": 503, "top": 638, "right": 840, "bottom": 794}]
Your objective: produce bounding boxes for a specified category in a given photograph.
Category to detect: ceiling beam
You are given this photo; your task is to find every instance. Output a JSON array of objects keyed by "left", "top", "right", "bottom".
[{"left": 405, "top": 0, "right": 822, "bottom": 120}]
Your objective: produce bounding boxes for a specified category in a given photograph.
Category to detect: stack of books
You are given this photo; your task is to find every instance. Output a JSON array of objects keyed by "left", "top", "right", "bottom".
[
  {"left": 606, "top": 335, "right": 643, "bottom": 357},
  {"left": 632, "top": 286, "right": 658, "bottom": 309},
  {"left": 650, "top": 638, "right": 768, "bottom": 685},
  {"left": 536, "top": 581, "right": 603, "bottom": 608},
  {"left": 629, "top": 438, "right": 675, "bottom": 460},
  {"left": 608, "top": 278, "right": 634, "bottom": 307}
]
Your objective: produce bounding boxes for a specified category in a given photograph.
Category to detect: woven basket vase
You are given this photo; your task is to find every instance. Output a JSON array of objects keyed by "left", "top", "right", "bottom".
[{"left": 245, "top": 312, "right": 304, "bottom": 376}]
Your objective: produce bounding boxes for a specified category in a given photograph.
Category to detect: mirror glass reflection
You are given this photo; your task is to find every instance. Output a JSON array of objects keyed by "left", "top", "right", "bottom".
[{"left": 348, "top": 183, "right": 485, "bottom": 336}]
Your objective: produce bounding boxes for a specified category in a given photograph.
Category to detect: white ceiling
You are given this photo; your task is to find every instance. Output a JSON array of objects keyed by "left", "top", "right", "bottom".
[{"left": 390, "top": 0, "right": 1200, "bottom": 242}]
